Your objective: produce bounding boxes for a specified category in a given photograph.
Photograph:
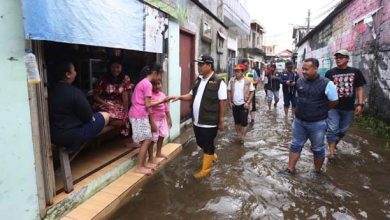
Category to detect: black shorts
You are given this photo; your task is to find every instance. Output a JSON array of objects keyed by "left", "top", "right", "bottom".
[
  {"left": 232, "top": 104, "right": 249, "bottom": 126},
  {"left": 53, "top": 112, "right": 106, "bottom": 152},
  {"left": 80, "top": 112, "right": 106, "bottom": 140},
  {"left": 193, "top": 125, "right": 218, "bottom": 155}
]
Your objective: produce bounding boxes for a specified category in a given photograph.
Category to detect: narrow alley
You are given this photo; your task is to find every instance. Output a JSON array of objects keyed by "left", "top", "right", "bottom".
[{"left": 110, "top": 91, "right": 390, "bottom": 219}]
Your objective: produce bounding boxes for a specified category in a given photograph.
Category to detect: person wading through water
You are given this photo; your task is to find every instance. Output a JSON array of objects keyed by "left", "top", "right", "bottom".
[{"left": 172, "top": 54, "right": 227, "bottom": 178}]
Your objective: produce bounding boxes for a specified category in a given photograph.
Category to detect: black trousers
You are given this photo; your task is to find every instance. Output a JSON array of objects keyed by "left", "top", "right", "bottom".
[
  {"left": 193, "top": 125, "right": 218, "bottom": 155},
  {"left": 232, "top": 104, "right": 249, "bottom": 126}
]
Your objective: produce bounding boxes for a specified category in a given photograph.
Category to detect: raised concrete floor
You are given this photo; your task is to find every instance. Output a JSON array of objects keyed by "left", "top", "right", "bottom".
[{"left": 60, "top": 143, "right": 182, "bottom": 220}]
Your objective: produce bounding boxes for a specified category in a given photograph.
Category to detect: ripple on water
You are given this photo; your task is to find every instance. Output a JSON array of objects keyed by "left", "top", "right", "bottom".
[
  {"left": 337, "top": 141, "right": 361, "bottom": 155},
  {"left": 201, "top": 196, "right": 242, "bottom": 216},
  {"left": 369, "top": 150, "right": 383, "bottom": 162},
  {"left": 332, "top": 210, "right": 356, "bottom": 220}
]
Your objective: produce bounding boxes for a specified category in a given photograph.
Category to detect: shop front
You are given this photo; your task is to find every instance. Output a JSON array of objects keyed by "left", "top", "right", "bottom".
[{"left": 18, "top": 0, "right": 181, "bottom": 218}]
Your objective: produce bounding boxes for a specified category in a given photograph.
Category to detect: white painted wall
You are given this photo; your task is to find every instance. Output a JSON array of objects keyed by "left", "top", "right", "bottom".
[
  {"left": 167, "top": 19, "right": 181, "bottom": 139},
  {"left": 227, "top": 36, "right": 238, "bottom": 52},
  {"left": 0, "top": 0, "right": 40, "bottom": 219}
]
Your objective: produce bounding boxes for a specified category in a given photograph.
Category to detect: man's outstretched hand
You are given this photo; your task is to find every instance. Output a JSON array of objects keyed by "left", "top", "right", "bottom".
[{"left": 170, "top": 96, "right": 181, "bottom": 102}]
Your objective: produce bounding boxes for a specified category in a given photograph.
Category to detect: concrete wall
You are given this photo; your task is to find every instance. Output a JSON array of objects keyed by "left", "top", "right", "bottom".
[
  {"left": 179, "top": 0, "right": 228, "bottom": 73},
  {"left": 167, "top": 19, "right": 181, "bottom": 139},
  {"left": 296, "top": 0, "right": 390, "bottom": 121},
  {"left": 0, "top": 0, "right": 41, "bottom": 219}
]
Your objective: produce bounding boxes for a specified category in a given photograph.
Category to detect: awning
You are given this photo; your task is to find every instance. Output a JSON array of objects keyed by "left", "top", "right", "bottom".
[
  {"left": 21, "top": 0, "right": 167, "bottom": 53},
  {"left": 217, "top": 30, "right": 227, "bottom": 39}
]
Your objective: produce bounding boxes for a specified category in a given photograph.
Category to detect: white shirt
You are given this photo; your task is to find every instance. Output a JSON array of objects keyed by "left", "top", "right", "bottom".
[
  {"left": 262, "top": 71, "right": 268, "bottom": 84},
  {"left": 190, "top": 73, "right": 227, "bottom": 128},
  {"left": 227, "top": 78, "right": 255, "bottom": 105}
]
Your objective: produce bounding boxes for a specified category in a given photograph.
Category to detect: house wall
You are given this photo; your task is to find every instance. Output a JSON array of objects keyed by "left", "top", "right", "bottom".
[
  {"left": 167, "top": 19, "right": 181, "bottom": 139},
  {"left": 178, "top": 0, "right": 228, "bottom": 73},
  {"left": 296, "top": 0, "right": 390, "bottom": 121},
  {"left": 0, "top": 0, "right": 41, "bottom": 219}
]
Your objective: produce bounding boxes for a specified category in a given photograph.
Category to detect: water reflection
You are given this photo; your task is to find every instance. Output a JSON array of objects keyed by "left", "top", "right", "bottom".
[{"left": 111, "top": 91, "right": 390, "bottom": 219}]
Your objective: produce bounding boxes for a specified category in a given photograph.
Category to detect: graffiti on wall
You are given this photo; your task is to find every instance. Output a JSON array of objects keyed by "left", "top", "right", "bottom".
[{"left": 296, "top": 0, "right": 390, "bottom": 120}]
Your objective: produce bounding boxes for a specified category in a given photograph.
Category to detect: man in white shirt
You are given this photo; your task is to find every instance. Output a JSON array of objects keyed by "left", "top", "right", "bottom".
[
  {"left": 227, "top": 64, "right": 255, "bottom": 143},
  {"left": 172, "top": 54, "right": 227, "bottom": 178}
]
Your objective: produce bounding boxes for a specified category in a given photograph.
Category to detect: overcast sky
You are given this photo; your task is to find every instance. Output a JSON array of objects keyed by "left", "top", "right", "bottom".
[{"left": 246, "top": 0, "right": 341, "bottom": 53}]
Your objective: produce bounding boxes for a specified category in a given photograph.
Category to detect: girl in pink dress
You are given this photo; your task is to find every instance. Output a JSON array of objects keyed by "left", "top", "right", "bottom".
[
  {"left": 129, "top": 64, "right": 170, "bottom": 175},
  {"left": 149, "top": 79, "right": 172, "bottom": 163}
]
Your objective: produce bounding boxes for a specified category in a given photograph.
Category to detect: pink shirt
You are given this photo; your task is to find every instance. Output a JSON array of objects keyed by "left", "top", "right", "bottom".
[
  {"left": 149, "top": 91, "right": 169, "bottom": 120},
  {"left": 129, "top": 78, "right": 152, "bottom": 119}
]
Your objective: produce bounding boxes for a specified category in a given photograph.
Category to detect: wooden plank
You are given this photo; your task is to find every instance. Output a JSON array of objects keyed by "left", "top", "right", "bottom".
[
  {"left": 33, "top": 41, "right": 56, "bottom": 205},
  {"left": 27, "top": 81, "right": 48, "bottom": 217},
  {"left": 59, "top": 148, "right": 74, "bottom": 193},
  {"left": 26, "top": 40, "right": 48, "bottom": 218}
]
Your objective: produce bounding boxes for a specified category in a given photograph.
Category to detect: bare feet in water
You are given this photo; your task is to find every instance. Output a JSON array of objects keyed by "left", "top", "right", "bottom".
[
  {"left": 152, "top": 157, "right": 165, "bottom": 164},
  {"left": 134, "top": 166, "right": 153, "bottom": 175},
  {"left": 156, "top": 153, "right": 168, "bottom": 159},
  {"left": 145, "top": 162, "right": 158, "bottom": 170}
]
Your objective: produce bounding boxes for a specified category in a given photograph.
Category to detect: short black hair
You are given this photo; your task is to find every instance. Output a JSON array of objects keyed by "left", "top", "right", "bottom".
[
  {"left": 54, "top": 62, "right": 73, "bottom": 82},
  {"left": 150, "top": 63, "right": 163, "bottom": 73},
  {"left": 241, "top": 59, "right": 249, "bottom": 64},
  {"left": 304, "top": 58, "right": 319, "bottom": 68},
  {"left": 208, "top": 62, "right": 214, "bottom": 71},
  {"left": 140, "top": 63, "right": 163, "bottom": 78},
  {"left": 108, "top": 57, "right": 122, "bottom": 66}
]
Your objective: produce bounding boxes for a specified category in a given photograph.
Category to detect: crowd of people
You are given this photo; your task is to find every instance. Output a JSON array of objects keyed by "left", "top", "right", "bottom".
[{"left": 48, "top": 48, "right": 366, "bottom": 178}]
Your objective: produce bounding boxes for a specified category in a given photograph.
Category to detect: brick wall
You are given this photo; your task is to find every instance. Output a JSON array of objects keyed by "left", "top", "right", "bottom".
[{"left": 297, "top": 0, "right": 390, "bottom": 121}]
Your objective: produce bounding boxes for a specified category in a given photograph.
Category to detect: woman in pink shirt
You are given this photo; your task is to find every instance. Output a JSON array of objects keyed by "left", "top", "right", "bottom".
[
  {"left": 149, "top": 79, "right": 172, "bottom": 163},
  {"left": 129, "top": 64, "right": 170, "bottom": 175}
]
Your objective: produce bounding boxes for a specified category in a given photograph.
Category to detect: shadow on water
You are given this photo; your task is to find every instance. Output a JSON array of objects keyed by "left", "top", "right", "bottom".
[{"left": 111, "top": 90, "right": 390, "bottom": 219}]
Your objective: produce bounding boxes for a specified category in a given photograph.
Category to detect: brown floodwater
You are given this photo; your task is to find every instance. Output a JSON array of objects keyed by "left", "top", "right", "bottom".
[{"left": 110, "top": 91, "right": 390, "bottom": 219}]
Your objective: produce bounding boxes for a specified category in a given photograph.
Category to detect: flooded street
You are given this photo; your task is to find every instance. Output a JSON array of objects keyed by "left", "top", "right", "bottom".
[{"left": 111, "top": 91, "right": 390, "bottom": 219}]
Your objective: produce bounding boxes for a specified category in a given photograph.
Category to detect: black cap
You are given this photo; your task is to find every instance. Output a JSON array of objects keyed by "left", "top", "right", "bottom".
[
  {"left": 286, "top": 61, "right": 294, "bottom": 67},
  {"left": 194, "top": 54, "right": 214, "bottom": 64}
]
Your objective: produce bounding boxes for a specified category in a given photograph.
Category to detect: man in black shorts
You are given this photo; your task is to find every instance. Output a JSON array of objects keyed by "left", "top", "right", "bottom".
[
  {"left": 228, "top": 64, "right": 255, "bottom": 143},
  {"left": 172, "top": 54, "right": 227, "bottom": 178}
]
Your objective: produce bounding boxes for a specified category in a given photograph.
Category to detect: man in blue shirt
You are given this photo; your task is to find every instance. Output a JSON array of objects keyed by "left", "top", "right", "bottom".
[
  {"left": 280, "top": 61, "right": 299, "bottom": 117},
  {"left": 283, "top": 58, "right": 338, "bottom": 174},
  {"left": 266, "top": 63, "right": 281, "bottom": 111}
]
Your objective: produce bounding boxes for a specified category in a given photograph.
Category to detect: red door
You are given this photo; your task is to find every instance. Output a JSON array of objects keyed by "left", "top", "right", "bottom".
[{"left": 179, "top": 31, "right": 195, "bottom": 122}]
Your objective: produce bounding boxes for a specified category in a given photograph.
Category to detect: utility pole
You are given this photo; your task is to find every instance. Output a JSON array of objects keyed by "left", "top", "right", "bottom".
[{"left": 306, "top": 9, "right": 311, "bottom": 33}]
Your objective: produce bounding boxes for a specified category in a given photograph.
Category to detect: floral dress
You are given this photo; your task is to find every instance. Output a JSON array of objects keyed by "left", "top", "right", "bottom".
[{"left": 94, "top": 75, "right": 132, "bottom": 136}]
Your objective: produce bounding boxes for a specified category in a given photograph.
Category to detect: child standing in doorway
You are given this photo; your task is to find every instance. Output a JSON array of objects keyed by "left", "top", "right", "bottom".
[
  {"left": 129, "top": 64, "right": 170, "bottom": 175},
  {"left": 149, "top": 79, "right": 172, "bottom": 164}
]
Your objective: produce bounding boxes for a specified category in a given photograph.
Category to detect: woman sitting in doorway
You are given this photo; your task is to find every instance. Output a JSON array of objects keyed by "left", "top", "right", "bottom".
[
  {"left": 49, "top": 62, "right": 110, "bottom": 152},
  {"left": 93, "top": 59, "right": 133, "bottom": 136}
]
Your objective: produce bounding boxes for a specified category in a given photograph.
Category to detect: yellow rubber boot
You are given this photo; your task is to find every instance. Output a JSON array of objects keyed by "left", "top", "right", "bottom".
[
  {"left": 213, "top": 153, "right": 218, "bottom": 162},
  {"left": 194, "top": 154, "right": 214, "bottom": 178}
]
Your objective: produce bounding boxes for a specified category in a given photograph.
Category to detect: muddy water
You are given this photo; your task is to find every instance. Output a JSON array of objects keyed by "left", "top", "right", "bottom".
[{"left": 111, "top": 91, "right": 390, "bottom": 219}]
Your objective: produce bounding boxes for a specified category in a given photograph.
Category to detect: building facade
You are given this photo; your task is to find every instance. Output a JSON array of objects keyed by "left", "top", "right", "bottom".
[
  {"left": 0, "top": 0, "right": 181, "bottom": 219},
  {"left": 238, "top": 20, "right": 266, "bottom": 68},
  {"left": 296, "top": 0, "right": 390, "bottom": 121},
  {"left": 223, "top": 0, "right": 251, "bottom": 77}
]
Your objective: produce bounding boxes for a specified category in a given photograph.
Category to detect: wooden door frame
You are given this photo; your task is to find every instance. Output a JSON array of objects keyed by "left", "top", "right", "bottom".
[
  {"left": 179, "top": 27, "right": 196, "bottom": 83},
  {"left": 179, "top": 28, "right": 195, "bottom": 121},
  {"left": 29, "top": 40, "right": 56, "bottom": 213}
]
